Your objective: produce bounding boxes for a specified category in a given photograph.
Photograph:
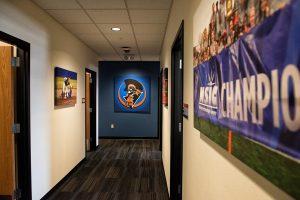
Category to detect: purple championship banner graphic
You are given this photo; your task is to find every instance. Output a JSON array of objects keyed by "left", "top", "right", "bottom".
[{"left": 194, "top": 0, "right": 300, "bottom": 159}]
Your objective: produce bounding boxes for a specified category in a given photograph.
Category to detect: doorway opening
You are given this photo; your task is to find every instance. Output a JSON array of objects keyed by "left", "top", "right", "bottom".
[
  {"left": 0, "top": 31, "right": 31, "bottom": 200},
  {"left": 170, "top": 21, "right": 184, "bottom": 200},
  {"left": 85, "top": 68, "right": 97, "bottom": 152}
]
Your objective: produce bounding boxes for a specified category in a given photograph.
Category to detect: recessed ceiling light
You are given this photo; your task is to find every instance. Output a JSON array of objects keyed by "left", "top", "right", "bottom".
[
  {"left": 111, "top": 27, "right": 121, "bottom": 32},
  {"left": 122, "top": 46, "right": 131, "bottom": 53}
]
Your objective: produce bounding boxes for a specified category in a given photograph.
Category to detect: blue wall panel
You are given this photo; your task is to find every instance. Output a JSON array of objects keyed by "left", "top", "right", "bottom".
[{"left": 99, "top": 61, "right": 160, "bottom": 138}]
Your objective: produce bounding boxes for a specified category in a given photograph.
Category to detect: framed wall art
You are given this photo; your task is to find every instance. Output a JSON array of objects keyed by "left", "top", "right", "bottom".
[
  {"left": 54, "top": 67, "right": 77, "bottom": 106},
  {"left": 162, "top": 68, "right": 168, "bottom": 107},
  {"left": 114, "top": 75, "right": 151, "bottom": 113}
]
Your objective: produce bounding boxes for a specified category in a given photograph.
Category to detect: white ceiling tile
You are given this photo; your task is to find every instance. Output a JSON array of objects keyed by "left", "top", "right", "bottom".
[
  {"left": 116, "top": 47, "right": 138, "bottom": 55},
  {"left": 112, "top": 41, "right": 137, "bottom": 48},
  {"left": 105, "top": 33, "right": 136, "bottom": 47},
  {"left": 139, "top": 43, "right": 161, "bottom": 54},
  {"left": 64, "top": 24, "right": 99, "bottom": 34},
  {"left": 77, "top": 0, "right": 126, "bottom": 9},
  {"left": 130, "top": 10, "right": 169, "bottom": 23},
  {"left": 32, "top": 0, "right": 80, "bottom": 9},
  {"left": 90, "top": 43, "right": 117, "bottom": 55},
  {"left": 100, "top": 54, "right": 123, "bottom": 61},
  {"left": 97, "top": 24, "right": 132, "bottom": 34},
  {"left": 133, "top": 24, "right": 166, "bottom": 35},
  {"left": 47, "top": 10, "right": 92, "bottom": 23},
  {"left": 139, "top": 49, "right": 160, "bottom": 55},
  {"left": 133, "top": 57, "right": 141, "bottom": 61},
  {"left": 76, "top": 33, "right": 107, "bottom": 45},
  {"left": 87, "top": 10, "right": 130, "bottom": 23},
  {"left": 136, "top": 34, "right": 163, "bottom": 43},
  {"left": 105, "top": 33, "right": 135, "bottom": 42},
  {"left": 127, "top": 0, "right": 172, "bottom": 9},
  {"left": 141, "top": 55, "right": 160, "bottom": 61},
  {"left": 35, "top": 0, "right": 170, "bottom": 59}
]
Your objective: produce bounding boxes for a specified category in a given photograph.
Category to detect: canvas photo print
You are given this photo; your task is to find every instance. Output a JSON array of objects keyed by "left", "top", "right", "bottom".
[
  {"left": 193, "top": 0, "right": 300, "bottom": 198},
  {"left": 114, "top": 75, "right": 151, "bottom": 113},
  {"left": 54, "top": 67, "right": 77, "bottom": 106}
]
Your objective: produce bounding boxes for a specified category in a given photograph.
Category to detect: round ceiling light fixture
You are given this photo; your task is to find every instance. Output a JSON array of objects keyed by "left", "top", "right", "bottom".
[
  {"left": 111, "top": 27, "right": 121, "bottom": 32},
  {"left": 122, "top": 46, "right": 131, "bottom": 53}
]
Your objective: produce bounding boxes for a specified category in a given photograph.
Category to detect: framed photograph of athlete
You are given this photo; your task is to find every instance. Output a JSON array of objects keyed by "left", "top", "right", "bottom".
[
  {"left": 114, "top": 75, "right": 151, "bottom": 113},
  {"left": 54, "top": 67, "right": 77, "bottom": 106}
]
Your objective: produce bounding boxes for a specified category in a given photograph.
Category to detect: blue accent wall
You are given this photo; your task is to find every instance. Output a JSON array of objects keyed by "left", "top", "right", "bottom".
[{"left": 99, "top": 61, "right": 160, "bottom": 138}]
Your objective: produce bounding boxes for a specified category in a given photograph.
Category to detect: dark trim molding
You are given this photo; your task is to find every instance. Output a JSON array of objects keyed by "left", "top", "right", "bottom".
[
  {"left": 85, "top": 68, "right": 97, "bottom": 151},
  {"left": 0, "top": 31, "right": 30, "bottom": 50},
  {"left": 170, "top": 20, "right": 184, "bottom": 200},
  {"left": 0, "top": 195, "right": 12, "bottom": 200},
  {"left": 41, "top": 158, "right": 86, "bottom": 200}
]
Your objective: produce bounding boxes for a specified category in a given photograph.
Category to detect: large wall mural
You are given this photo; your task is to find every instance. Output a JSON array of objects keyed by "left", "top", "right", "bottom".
[{"left": 193, "top": 0, "right": 300, "bottom": 198}]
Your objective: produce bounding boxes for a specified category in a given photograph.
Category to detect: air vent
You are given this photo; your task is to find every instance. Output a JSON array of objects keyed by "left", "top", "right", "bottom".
[{"left": 124, "top": 54, "right": 134, "bottom": 61}]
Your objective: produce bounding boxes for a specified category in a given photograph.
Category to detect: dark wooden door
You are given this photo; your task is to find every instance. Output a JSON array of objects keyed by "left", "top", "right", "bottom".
[
  {"left": 170, "top": 22, "right": 184, "bottom": 200},
  {"left": 85, "top": 72, "right": 91, "bottom": 151},
  {"left": 86, "top": 69, "right": 97, "bottom": 151}
]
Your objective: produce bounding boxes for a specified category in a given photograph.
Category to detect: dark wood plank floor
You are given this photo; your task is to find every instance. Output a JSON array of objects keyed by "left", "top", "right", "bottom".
[{"left": 45, "top": 139, "right": 169, "bottom": 200}]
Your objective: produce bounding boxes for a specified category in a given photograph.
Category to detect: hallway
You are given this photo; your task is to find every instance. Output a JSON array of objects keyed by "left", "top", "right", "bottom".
[
  {"left": 1, "top": 0, "right": 299, "bottom": 199},
  {"left": 45, "top": 140, "right": 169, "bottom": 200}
]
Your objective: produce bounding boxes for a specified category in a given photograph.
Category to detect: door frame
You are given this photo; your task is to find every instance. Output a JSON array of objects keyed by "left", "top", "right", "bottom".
[
  {"left": 170, "top": 21, "right": 184, "bottom": 200},
  {"left": 0, "top": 31, "right": 31, "bottom": 200},
  {"left": 158, "top": 69, "right": 163, "bottom": 151},
  {"left": 85, "top": 68, "right": 97, "bottom": 151}
]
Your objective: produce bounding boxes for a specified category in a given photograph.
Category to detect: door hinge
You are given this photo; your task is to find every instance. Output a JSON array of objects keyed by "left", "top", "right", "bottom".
[
  {"left": 89, "top": 108, "right": 93, "bottom": 113},
  {"left": 11, "top": 57, "right": 20, "bottom": 67},
  {"left": 178, "top": 122, "right": 182, "bottom": 133},
  {"left": 179, "top": 59, "right": 182, "bottom": 69},
  {"left": 12, "top": 123, "right": 21, "bottom": 134},
  {"left": 178, "top": 184, "right": 182, "bottom": 194},
  {"left": 13, "top": 188, "right": 22, "bottom": 199}
]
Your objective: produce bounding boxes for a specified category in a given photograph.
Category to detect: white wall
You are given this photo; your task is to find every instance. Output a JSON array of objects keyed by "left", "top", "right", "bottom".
[
  {"left": 160, "top": 0, "right": 293, "bottom": 199},
  {"left": 0, "top": 0, "right": 99, "bottom": 199}
]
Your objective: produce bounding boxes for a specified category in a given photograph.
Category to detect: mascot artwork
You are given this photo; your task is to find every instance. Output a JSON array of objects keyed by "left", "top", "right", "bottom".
[{"left": 118, "top": 79, "right": 146, "bottom": 109}]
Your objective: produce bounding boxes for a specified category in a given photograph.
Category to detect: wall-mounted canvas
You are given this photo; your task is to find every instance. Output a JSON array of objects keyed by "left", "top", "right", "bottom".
[
  {"left": 162, "top": 68, "right": 168, "bottom": 107},
  {"left": 54, "top": 67, "right": 77, "bottom": 106},
  {"left": 114, "top": 75, "right": 151, "bottom": 113},
  {"left": 193, "top": 0, "right": 300, "bottom": 198}
]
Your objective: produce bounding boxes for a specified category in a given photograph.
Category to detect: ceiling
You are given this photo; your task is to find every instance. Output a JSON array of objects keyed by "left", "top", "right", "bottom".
[{"left": 31, "top": 0, "right": 173, "bottom": 61}]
